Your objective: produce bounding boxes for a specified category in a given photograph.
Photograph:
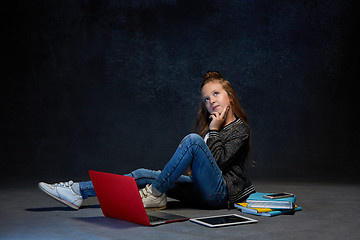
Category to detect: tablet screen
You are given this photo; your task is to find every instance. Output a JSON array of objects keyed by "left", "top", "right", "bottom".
[{"left": 190, "top": 214, "right": 257, "bottom": 228}]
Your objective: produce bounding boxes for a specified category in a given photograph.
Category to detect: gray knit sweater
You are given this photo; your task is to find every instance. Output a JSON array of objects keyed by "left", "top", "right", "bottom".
[{"left": 206, "top": 118, "right": 255, "bottom": 205}]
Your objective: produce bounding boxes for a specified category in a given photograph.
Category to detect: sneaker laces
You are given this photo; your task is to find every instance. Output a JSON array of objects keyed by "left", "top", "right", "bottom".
[
  {"left": 139, "top": 184, "right": 152, "bottom": 198},
  {"left": 53, "top": 180, "right": 74, "bottom": 188}
]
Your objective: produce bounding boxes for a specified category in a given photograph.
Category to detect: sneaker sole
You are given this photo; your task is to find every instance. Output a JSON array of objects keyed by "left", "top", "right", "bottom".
[
  {"left": 144, "top": 205, "right": 167, "bottom": 210},
  {"left": 38, "top": 183, "right": 80, "bottom": 210}
]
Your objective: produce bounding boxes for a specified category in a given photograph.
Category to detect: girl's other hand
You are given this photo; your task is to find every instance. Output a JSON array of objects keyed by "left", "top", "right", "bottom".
[{"left": 209, "top": 106, "right": 229, "bottom": 131}]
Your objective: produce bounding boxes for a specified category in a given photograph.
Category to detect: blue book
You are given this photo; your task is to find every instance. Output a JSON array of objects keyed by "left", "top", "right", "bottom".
[
  {"left": 234, "top": 203, "right": 302, "bottom": 217},
  {"left": 246, "top": 192, "right": 296, "bottom": 209}
]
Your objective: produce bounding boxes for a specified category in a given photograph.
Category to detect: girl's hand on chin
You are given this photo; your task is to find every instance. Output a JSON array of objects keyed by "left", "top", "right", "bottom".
[{"left": 209, "top": 106, "right": 229, "bottom": 131}]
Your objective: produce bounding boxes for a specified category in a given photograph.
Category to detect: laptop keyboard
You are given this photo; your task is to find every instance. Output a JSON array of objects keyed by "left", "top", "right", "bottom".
[{"left": 148, "top": 215, "right": 167, "bottom": 222}]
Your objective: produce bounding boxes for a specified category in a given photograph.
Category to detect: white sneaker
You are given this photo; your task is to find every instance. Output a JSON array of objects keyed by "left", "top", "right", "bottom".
[
  {"left": 38, "top": 180, "right": 83, "bottom": 210},
  {"left": 139, "top": 185, "right": 167, "bottom": 210}
]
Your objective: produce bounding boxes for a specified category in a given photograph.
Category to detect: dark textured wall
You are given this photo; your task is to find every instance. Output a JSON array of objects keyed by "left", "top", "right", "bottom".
[{"left": 2, "top": 0, "right": 359, "bottom": 183}]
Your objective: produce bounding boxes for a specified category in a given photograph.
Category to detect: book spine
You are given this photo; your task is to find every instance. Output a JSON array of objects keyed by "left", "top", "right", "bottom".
[{"left": 247, "top": 201, "right": 294, "bottom": 209}]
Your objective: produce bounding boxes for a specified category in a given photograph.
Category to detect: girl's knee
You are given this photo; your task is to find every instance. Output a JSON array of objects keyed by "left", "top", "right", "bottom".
[{"left": 182, "top": 133, "right": 204, "bottom": 145}]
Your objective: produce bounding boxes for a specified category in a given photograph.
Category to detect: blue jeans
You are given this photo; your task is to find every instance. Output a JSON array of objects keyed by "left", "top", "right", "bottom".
[{"left": 80, "top": 133, "right": 228, "bottom": 209}]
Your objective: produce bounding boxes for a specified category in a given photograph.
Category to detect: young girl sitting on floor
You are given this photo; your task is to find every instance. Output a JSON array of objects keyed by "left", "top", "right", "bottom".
[{"left": 39, "top": 71, "right": 255, "bottom": 210}]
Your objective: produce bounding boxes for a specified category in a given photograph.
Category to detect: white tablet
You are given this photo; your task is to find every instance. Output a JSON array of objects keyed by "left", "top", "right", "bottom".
[{"left": 190, "top": 214, "right": 258, "bottom": 228}]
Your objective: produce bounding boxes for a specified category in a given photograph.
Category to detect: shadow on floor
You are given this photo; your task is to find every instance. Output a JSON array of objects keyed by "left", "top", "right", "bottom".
[
  {"left": 26, "top": 204, "right": 101, "bottom": 212},
  {"left": 73, "top": 216, "right": 141, "bottom": 229}
]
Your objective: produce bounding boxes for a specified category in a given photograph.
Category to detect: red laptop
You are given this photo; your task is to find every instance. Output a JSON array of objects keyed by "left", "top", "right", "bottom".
[{"left": 88, "top": 170, "right": 189, "bottom": 226}]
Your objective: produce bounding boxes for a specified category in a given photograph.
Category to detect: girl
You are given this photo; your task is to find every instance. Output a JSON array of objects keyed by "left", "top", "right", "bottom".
[{"left": 39, "top": 71, "right": 255, "bottom": 210}]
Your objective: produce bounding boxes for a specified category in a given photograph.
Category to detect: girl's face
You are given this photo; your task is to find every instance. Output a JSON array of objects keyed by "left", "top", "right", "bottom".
[{"left": 201, "top": 81, "right": 234, "bottom": 116}]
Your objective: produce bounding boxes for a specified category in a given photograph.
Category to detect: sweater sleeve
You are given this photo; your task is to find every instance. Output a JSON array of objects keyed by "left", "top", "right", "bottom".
[{"left": 206, "top": 129, "right": 249, "bottom": 170}]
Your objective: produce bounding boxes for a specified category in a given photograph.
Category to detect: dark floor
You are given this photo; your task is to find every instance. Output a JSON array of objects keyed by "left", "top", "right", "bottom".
[{"left": 1, "top": 180, "right": 359, "bottom": 240}]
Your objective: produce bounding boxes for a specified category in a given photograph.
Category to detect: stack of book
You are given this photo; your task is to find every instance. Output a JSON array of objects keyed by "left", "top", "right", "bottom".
[{"left": 234, "top": 192, "right": 302, "bottom": 217}]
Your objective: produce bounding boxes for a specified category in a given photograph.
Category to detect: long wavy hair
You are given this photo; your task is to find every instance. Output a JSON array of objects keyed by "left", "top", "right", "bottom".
[
  {"left": 195, "top": 71, "right": 249, "bottom": 136},
  {"left": 194, "top": 71, "right": 254, "bottom": 165}
]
